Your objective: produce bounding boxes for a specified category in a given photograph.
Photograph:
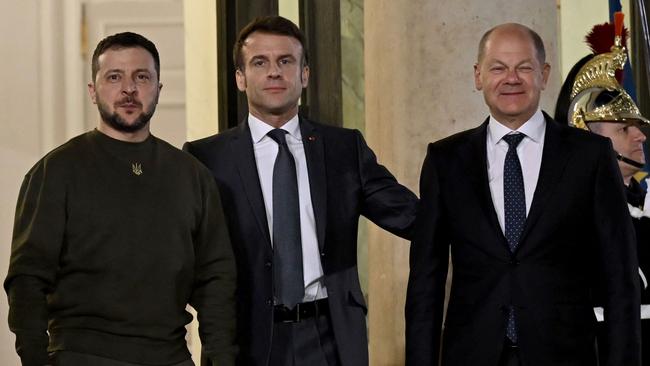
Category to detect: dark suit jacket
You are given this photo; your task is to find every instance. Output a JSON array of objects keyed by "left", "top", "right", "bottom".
[
  {"left": 184, "top": 117, "right": 418, "bottom": 366},
  {"left": 405, "top": 114, "right": 641, "bottom": 366}
]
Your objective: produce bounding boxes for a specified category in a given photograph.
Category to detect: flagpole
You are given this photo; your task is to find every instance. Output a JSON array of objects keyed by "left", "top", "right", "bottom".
[{"left": 637, "top": 0, "right": 650, "bottom": 89}]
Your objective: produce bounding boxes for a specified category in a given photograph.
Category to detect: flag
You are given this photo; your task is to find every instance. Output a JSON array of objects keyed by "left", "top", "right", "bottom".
[
  {"left": 611, "top": 0, "right": 649, "bottom": 189},
  {"left": 610, "top": 0, "right": 638, "bottom": 101}
]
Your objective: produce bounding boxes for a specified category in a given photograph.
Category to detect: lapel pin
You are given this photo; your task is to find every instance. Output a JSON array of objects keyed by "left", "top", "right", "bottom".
[{"left": 307, "top": 136, "right": 316, "bottom": 141}]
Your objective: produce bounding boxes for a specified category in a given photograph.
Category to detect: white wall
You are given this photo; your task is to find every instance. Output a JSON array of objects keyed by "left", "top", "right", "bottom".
[
  {"left": 184, "top": 0, "right": 219, "bottom": 140},
  {"left": 0, "top": 1, "right": 42, "bottom": 364},
  {"left": 559, "top": 0, "right": 631, "bottom": 80}
]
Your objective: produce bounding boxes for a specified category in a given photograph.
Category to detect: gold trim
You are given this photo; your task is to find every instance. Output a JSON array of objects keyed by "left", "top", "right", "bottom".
[{"left": 569, "top": 42, "right": 649, "bottom": 129}]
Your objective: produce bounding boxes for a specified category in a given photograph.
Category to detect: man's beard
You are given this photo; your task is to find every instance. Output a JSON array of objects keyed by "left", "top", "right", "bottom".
[{"left": 97, "top": 96, "right": 157, "bottom": 133}]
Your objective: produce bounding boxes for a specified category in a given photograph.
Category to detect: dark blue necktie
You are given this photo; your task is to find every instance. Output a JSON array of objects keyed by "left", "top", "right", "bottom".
[
  {"left": 267, "top": 129, "right": 304, "bottom": 309},
  {"left": 503, "top": 133, "right": 526, "bottom": 343}
]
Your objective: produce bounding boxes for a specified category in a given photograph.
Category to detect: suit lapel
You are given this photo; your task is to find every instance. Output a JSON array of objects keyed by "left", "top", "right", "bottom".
[
  {"left": 299, "top": 118, "right": 327, "bottom": 251},
  {"left": 231, "top": 121, "right": 272, "bottom": 247},
  {"left": 519, "top": 115, "right": 570, "bottom": 246},
  {"left": 464, "top": 119, "right": 507, "bottom": 246}
]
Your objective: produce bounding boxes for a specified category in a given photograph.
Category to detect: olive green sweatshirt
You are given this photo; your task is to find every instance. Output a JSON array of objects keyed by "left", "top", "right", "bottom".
[{"left": 5, "top": 130, "right": 237, "bottom": 366}]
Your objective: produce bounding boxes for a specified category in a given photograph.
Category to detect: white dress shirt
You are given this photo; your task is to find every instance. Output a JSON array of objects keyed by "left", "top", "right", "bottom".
[
  {"left": 248, "top": 114, "right": 327, "bottom": 302},
  {"left": 487, "top": 110, "right": 546, "bottom": 233}
]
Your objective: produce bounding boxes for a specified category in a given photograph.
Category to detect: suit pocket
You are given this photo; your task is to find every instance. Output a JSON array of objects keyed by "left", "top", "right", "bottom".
[{"left": 347, "top": 287, "right": 368, "bottom": 314}]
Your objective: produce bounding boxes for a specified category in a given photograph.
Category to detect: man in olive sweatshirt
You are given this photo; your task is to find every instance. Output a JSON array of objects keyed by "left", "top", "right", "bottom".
[{"left": 4, "top": 32, "right": 237, "bottom": 366}]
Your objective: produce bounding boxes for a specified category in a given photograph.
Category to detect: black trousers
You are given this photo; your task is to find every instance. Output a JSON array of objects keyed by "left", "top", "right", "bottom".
[
  {"left": 269, "top": 312, "right": 340, "bottom": 366},
  {"left": 50, "top": 351, "right": 195, "bottom": 366}
]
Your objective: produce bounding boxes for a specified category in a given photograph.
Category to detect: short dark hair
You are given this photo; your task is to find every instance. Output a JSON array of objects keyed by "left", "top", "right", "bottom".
[
  {"left": 233, "top": 15, "right": 308, "bottom": 70},
  {"left": 91, "top": 32, "right": 160, "bottom": 82},
  {"left": 477, "top": 23, "right": 546, "bottom": 65}
]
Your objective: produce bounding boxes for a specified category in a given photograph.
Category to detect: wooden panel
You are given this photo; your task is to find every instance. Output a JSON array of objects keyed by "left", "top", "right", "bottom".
[
  {"left": 299, "top": 0, "right": 342, "bottom": 126},
  {"left": 216, "top": 0, "right": 279, "bottom": 130}
]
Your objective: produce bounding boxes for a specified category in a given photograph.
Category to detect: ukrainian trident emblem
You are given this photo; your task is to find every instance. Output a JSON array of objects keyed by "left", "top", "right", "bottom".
[{"left": 131, "top": 163, "right": 143, "bottom": 176}]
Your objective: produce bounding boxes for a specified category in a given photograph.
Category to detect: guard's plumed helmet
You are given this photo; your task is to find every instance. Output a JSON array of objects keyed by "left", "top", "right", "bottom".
[{"left": 568, "top": 13, "right": 649, "bottom": 130}]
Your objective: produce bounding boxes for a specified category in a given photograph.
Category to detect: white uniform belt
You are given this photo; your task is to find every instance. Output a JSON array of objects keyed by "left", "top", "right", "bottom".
[{"left": 594, "top": 305, "right": 650, "bottom": 322}]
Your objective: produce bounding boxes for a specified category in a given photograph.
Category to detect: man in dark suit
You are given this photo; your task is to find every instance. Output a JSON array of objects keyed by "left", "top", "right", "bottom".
[
  {"left": 405, "top": 23, "right": 641, "bottom": 366},
  {"left": 184, "top": 16, "right": 417, "bottom": 366}
]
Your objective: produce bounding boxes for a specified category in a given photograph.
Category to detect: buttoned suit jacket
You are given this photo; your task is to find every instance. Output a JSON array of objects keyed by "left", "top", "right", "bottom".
[
  {"left": 184, "top": 117, "right": 418, "bottom": 366},
  {"left": 405, "top": 114, "right": 641, "bottom": 366}
]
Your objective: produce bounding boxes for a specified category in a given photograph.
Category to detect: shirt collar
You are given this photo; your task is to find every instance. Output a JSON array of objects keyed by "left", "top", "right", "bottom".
[
  {"left": 487, "top": 109, "right": 546, "bottom": 146},
  {"left": 248, "top": 114, "right": 301, "bottom": 144}
]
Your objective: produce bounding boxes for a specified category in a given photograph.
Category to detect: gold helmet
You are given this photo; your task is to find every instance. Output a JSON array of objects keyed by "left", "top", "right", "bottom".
[{"left": 568, "top": 15, "right": 649, "bottom": 130}]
